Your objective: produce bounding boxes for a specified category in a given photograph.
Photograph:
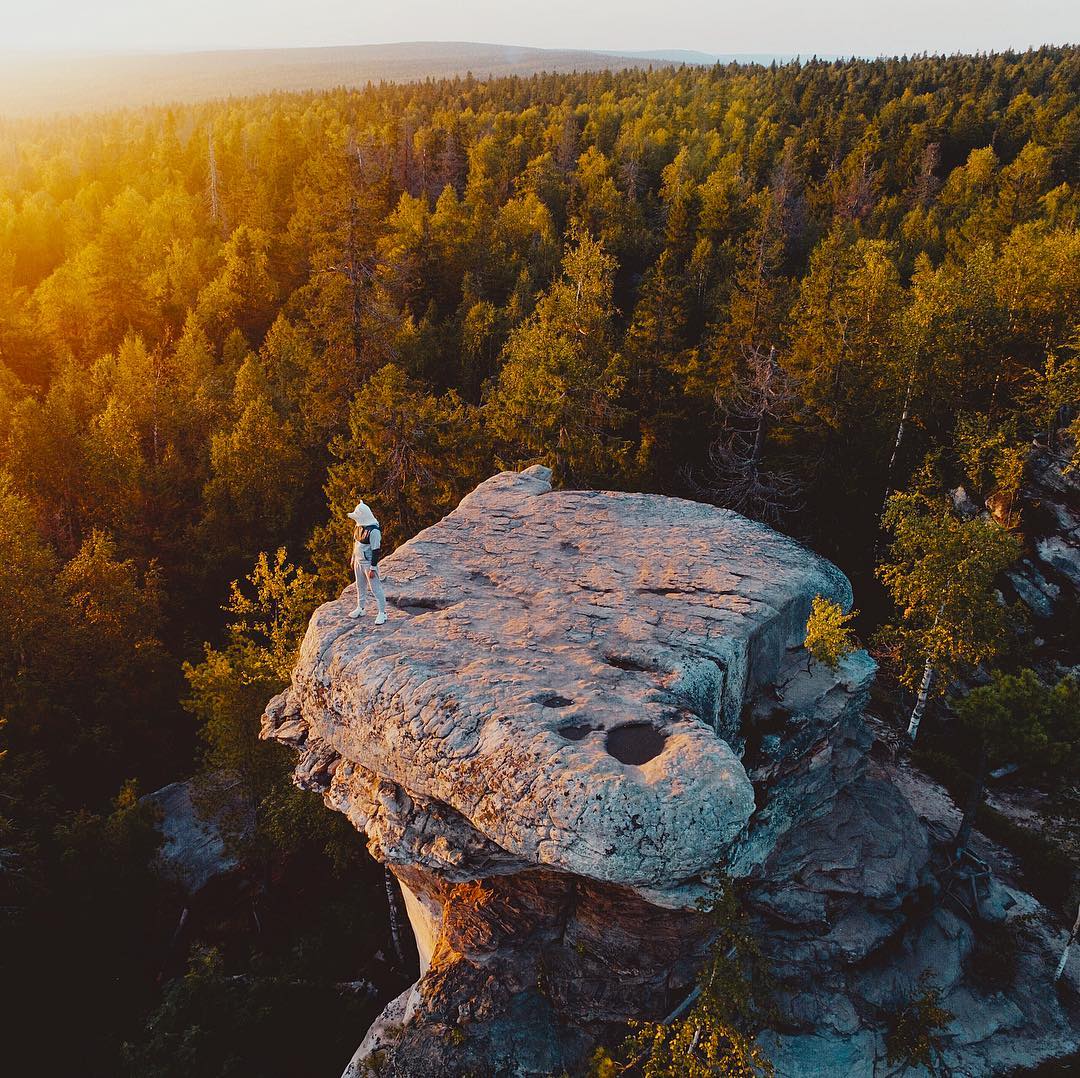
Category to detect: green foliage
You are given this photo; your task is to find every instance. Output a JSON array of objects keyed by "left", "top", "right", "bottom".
[
  {"left": 183, "top": 549, "right": 346, "bottom": 865},
  {"left": 591, "top": 877, "right": 773, "bottom": 1077},
  {"left": 877, "top": 480, "right": 1022, "bottom": 695},
  {"left": 1067, "top": 414, "right": 1080, "bottom": 473},
  {"left": 200, "top": 355, "right": 308, "bottom": 562},
  {"left": 0, "top": 772, "right": 172, "bottom": 1076},
  {"left": 487, "top": 227, "right": 628, "bottom": 485},
  {"left": 804, "top": 595, "right": 859, "bottom": 671},
  {"left": 884, "top": 973, "right": 953, "bottom": 1074},
  {"left": 124, "top": 945, "right": 377, "bottom": 1078},
  {"left": 1023, "top": 349, "right": 1080, "bottom": 452},
  {"left": 955, "top": 669, "right": 1080, "bottom": 776},
  {"left": 0, "top": 473, "right": 61, "bottom": 685},
  {"left": 221, "top": 548, "right": 325, "bottom": 681},
  {"left": 950, "top": 668, "right": 1080, "bottom": 852},
  {"left": 952, "top": 413, "right": 1027, "bottom": 522},
  {"left": 311, "top": 363, "right": 491, "bottom": 584}
]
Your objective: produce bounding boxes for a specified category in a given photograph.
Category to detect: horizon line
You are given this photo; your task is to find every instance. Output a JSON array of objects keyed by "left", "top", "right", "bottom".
[{"left": 2, "top": 39, "right": 1073, "bottom": 61}]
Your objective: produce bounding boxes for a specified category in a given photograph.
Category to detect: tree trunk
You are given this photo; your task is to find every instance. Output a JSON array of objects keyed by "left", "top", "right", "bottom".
[
  {"left": 207, "top": 129, "right": 221, "bottom": 228},
  {"left": 384, "top": 865, "right": 407, "bottom": 967},
  {"left": 751, "top": 413, "right": 767, "bottom": 466},
  {"left": 556, "top": 424, "right": 571, "bottom": 485},
  {"left": 1055, "top": 901, "right": 1080, "bottom": 982},
  {"left": 955, "top": 741, "right": 988, "bottom": 855},
  {"left": 907, "top": 660, "right": 934, "bottom": 740},
  {"left": 883, "top": 362, "right": 916, "bottom": 508}
]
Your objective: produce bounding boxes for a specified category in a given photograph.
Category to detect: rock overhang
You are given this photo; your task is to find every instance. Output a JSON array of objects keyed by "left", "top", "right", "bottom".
[{"left": 264, "top": 467, "right": 853, "bottom": 901}]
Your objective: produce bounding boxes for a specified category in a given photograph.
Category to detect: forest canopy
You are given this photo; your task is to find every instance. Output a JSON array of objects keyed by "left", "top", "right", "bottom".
[{"left": 1, "top": 47, "right": 1079, "bottom": 1075}]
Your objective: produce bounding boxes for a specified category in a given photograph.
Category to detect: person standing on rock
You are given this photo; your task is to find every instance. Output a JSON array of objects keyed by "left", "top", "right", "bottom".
[{"left": 348, "top": 500, "right": 387, "bottom": 625}]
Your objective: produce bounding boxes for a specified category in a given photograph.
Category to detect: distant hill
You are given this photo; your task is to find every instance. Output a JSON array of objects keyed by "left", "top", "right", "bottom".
[
  {"left": 0, "top": 40, "right": 683, "bottom": 119},
  {"left": 597, "top": 49, "right": 816, "bottom": 65}
]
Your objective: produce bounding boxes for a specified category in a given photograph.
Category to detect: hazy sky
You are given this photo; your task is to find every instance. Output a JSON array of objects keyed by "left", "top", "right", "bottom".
[{"left": 4, "top": 0, "right": 1078, "bottom": 56}]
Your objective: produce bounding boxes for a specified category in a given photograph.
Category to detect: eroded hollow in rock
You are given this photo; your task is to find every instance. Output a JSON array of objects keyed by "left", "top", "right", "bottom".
[
  {"left": 391, "top": 596, "right": 453, "bottom": 615},
  {"left": 534, "top": 692, "right": 573, "bottom": 708},
  {"left": 605, "top": 653, "right": 654, "bottom": 673},
  {"left": 558, "top": 723, "right": 593, "bottom": 740},
  {"left": 605, "top": 723, "right": 667, "bottom": 764}
]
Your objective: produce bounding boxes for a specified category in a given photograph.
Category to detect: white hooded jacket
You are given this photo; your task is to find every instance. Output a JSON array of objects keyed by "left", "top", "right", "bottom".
[{"left": 348, "top": 501, "right": 381, "bottom": 568}]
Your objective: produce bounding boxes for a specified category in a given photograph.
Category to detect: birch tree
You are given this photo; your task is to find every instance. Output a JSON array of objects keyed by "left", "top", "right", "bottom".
[{"left": 877, "top": 483, "right": 1021, "bottom": 740}]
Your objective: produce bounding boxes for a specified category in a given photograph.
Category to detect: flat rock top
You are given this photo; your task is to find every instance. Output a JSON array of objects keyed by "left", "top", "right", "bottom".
[{"left": 266, "top": 468, "right": 851, "bottom": 897}]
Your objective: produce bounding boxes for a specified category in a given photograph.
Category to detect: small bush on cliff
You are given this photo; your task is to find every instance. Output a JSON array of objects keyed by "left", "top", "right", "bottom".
[
  {"left": 804, "top": 595, "right": 859, "bottom": 673},
  {"left": 883, "top": 972, "right": 953, "bottom": 1074},
  {"left": 589, "top": 876, "right": 773, "bottom": 1077}
]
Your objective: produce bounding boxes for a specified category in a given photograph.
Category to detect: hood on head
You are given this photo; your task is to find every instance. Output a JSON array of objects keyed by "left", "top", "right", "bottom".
[{"left": 347, "top": 501, "right": 378, "bottom": 527}]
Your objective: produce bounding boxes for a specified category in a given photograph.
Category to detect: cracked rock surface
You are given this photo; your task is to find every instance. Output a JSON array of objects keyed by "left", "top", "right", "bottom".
[
  {"left": 262, "top": 467, "right": 858, "bottom": 1075},
  {"left": 265, "top": 465, "right": 849, "bottom": 901}
]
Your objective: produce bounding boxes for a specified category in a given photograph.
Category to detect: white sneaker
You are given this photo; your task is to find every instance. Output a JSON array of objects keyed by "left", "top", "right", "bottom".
[
  {"left": 349, "top": 607, "right": 366, "bottom": 619},
  {"left": 374, "top": 611, "right": 387, "bottom": 625}
]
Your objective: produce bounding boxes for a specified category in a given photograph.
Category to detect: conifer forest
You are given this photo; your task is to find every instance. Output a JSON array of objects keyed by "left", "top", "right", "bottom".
[{"left": 1, "top": 49, "right": 1079, "bottom": 1075}]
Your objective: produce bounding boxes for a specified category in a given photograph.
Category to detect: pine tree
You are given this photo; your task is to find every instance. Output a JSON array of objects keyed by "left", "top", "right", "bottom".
[
  {"left": 312, "top": 363, "right": 490, "bottom": 583},
  {"left": 487, "top": 228, "right": 627, "bottom": 484},
  {"left": 952, "top": 670, "right": 1080, "bottom": 854}
]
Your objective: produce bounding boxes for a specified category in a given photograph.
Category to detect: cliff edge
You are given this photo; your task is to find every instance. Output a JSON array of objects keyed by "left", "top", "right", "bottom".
[{"left": 263, "top": 468, "right": 1077, "bottom": 1076}]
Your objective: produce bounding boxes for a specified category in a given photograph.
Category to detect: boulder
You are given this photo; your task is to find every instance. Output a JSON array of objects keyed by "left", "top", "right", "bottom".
[
  {"left": 143, "top": 780, "right": 240, "bottom": 895},
  {"left": 266, "top": 466, "right": 850, "bottom": 904}
]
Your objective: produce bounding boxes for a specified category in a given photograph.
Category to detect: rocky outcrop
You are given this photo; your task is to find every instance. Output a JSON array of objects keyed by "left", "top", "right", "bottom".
[
  {"left": 742, "top": 655, "right": 1079, "bottom": 1076},
  {"left": 992, "top": 445, "right": 1079, "bottom": 642},
  {"left": 263, "top": 468, "right": 1077, "bottom": 1076}
]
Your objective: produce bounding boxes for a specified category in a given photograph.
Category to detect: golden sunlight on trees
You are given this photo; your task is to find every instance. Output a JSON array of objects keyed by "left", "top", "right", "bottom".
[
  {"left": 487, "top": 227, "right": 627, "bottom": 484},
  {"left": 804, "top": 595, "right": 859, "bottom": 673},
  {"left": 1, "top": 49, "right": 1079, "bottom": 1076}
]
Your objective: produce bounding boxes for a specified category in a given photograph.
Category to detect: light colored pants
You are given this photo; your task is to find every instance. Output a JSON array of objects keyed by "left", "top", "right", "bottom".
[{"left": 354, "top": 559, "right": 386, "bottom": 615}]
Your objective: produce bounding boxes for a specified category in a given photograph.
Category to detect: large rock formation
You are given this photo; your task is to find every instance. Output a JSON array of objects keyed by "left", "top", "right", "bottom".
[{"left": 263, "top": 468, "right": 1077, "bottom": 1076}]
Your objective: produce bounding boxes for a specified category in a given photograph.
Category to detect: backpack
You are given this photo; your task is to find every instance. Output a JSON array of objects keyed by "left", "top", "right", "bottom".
[{"left": 357, "top": 523, "right": 382, "bottom": 565}]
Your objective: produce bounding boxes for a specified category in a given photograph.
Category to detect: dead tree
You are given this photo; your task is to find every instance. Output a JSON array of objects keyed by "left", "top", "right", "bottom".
[{"left": 699, "top": 344, "right": 802, "bottom": 525}]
